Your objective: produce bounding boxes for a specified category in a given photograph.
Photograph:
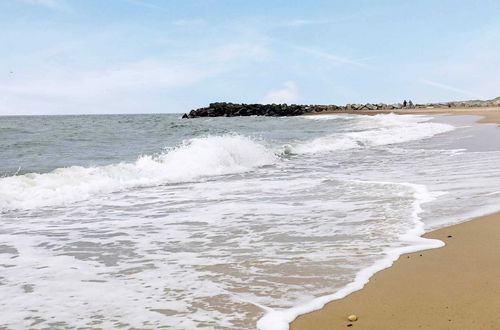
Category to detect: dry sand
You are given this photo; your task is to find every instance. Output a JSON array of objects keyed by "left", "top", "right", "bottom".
[{"left": 291, "top": 108, "right": 500, "bottom": 330}]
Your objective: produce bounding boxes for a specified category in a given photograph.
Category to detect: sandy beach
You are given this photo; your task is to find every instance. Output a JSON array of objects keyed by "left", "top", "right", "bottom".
[
  {"left": 291, "top": 108, "right": 500, "bottom": 329},
  {"left": 308, "top": 106, "right": 500, "bottom": 125}
]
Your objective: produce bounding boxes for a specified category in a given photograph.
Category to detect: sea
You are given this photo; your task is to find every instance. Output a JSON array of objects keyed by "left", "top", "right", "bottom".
[{"left": 1, "top": 112, "right": 500, "bottom": 329}]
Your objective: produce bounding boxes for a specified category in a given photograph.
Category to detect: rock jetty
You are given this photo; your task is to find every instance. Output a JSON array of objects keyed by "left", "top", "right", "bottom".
[
  {"left": 182, "top": 103, "right": 311, "bottom": 118},
  {"left": 182, "top": 97, "right": 500, "bottom": 118}
]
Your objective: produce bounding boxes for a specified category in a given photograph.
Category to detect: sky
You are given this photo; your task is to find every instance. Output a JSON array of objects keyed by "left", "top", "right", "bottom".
[{"left": 1, "top": 0, "right": 500, "bottom": 115}]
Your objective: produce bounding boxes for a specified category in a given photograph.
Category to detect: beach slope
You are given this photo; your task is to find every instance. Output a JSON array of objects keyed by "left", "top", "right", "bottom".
[{"left": 291, "top": 211, "right": 500, "bottom": 329}]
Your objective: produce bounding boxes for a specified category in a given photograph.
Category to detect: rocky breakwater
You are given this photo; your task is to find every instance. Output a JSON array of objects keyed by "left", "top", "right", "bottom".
[
  {"left": 182, "top": 102, "right": 313, "bottom": 118},
  {"left": 182, "top": 97, "right": 500, "bottom": 118},
  {"left": 182, "top": 102, "right": 403, "bottom": 118}
]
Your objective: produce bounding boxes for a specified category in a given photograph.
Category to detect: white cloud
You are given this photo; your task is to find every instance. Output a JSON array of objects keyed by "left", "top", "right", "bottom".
[
  {"left": 0, "top": 60, "right": 216, "bottom": 115},
  {"left": 2, "top": 61, "right": 212, "bottom": 98},
  {"left": 262, "top": 81, "right": 299, "bottom": 104},
  {"left": 0, "top": 42, "right": 274, "bottom": 115}
]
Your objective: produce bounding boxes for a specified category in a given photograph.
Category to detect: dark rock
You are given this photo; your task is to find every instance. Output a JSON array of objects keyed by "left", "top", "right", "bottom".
[
  {"left": 180, "top": 97, "right": 500, "bottom": 118},
  {"left": 181, "top": 102, "right": 310, "bottom": 118}
]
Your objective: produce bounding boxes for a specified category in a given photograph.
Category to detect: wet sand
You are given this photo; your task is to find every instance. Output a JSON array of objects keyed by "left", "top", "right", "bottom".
[
  {"left": 291, "top": 212, "right": 500, "bottom": 329},
  {"left": 291, "top": 108, "right": 500, "bottom": 330}
]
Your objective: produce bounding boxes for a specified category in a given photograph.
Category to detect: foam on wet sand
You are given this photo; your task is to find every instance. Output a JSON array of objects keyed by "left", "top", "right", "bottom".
[{"left": 291, "top": 211, "right": 500, "bottom": 330}]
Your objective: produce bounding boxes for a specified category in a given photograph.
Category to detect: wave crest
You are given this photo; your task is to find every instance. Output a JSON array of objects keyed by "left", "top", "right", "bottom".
[
  {"left": 291, "top": 114, "right": 455, "bottom": 154},
  {"left": 0, "top": 135, "right": 276, "bottom": 211}
]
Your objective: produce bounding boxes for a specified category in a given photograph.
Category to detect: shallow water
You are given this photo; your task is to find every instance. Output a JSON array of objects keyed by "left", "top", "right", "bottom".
[{"left": 1, "top": 113, "right": 499, "bottom": 329}]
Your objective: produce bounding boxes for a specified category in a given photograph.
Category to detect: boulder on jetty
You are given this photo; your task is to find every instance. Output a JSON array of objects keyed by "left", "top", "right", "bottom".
[
  {"left": 182, "top": 97, "right": 500, "bottom": 118},
  {"left": 182, "top": 102, "right": 309, "bottom": 118}
]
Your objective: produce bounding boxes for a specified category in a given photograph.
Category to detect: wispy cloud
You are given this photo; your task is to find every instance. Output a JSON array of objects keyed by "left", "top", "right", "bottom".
[
  {"left": 0, "top": 60, "right": 215, "bottom": 115},
  {"left": 281, "top": 19, "right": 318, "bottom": 27},
  {"left": 17, "top": 0, "right": 61, "bottom": 9},
  {"left": 293, "top": 45, "right": 370, "bottom": 68},
  {"left": 1, "top": 61, "right": 214, "bottom": 98},
  {"left": 276, "top": 13, "right": 369, "bottom": 28},
  {"left": 209, "top": 42, "right": 273, "bottom": 62},
  {"left": 172, "top": 19, "right": 205, "bottom": 27},
  {"left": 262, "top": 81, "right": 299, "bottom": 104},
  {"left": 0, "top": 41, "right": 274, "bottom": 115},
  {"left": 119, "top": 0, "right": 168, "bottom": 12},
  {"left": 420, "top": 79, "right": 485, "bottom": 99}
]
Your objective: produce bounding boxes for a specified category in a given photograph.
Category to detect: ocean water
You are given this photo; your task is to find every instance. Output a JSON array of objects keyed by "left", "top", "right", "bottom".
[{"left": 1, "top": 113, "right": 500, "bottom": 329}]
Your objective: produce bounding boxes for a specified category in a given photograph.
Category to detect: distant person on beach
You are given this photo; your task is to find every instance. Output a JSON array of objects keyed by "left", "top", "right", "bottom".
[{"left": 403, "top": 100, "right": 407, "bottom": 108}]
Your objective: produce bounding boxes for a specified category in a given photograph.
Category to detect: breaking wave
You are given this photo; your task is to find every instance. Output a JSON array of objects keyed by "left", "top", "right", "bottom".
[
  {"left": 289, "top": 114, "right": 455, "bottom": 154},
  {"left": 0, "top": 135, "right": 276, "bottom": 211},
  {"left": 0, "top": 115, "right": 456, "bottom": 212}
]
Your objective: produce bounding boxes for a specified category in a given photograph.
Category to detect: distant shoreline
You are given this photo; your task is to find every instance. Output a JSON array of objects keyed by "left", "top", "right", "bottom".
[{"left": 308, "top": 106, "right": 500, "bottom": 125}]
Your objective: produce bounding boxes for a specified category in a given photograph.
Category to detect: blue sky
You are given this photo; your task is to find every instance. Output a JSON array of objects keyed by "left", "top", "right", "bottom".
[{"left": 1, "top": 0, "right": 500, "bottom": 115}]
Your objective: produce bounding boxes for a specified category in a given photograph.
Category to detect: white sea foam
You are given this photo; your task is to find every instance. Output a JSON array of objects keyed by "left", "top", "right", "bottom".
[
  {"left": 0, "top": 173, "right": 434, "bottom": 329},
  {"left": 291, "top": 114, "right": 455, "bottom": 154},
  {"left": 0, "top": 115, "right": 452, "bottom": 212},
  {"left": 256, "top": 182, "right": 445, "bottom": 330},
  {"left": 299, "top": 114, "right": 351, "bottom": 120},
  {"left": 0, "top": 134, "right": 276, "bottom": 211}
]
